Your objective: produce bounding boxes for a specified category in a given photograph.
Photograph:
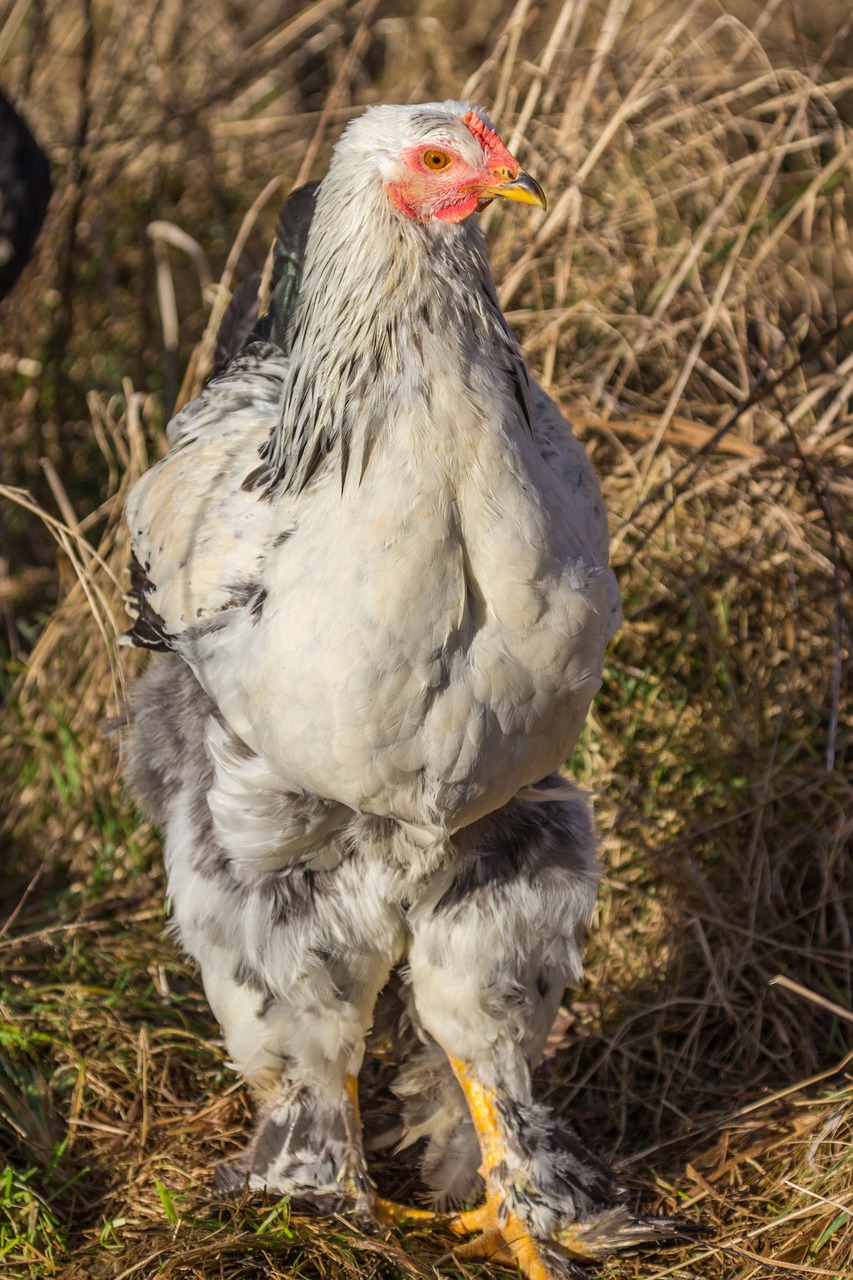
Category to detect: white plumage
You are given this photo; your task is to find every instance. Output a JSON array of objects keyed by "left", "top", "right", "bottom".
[{"left": 123, "top": 101, "right": 683, "bottom": 1280}]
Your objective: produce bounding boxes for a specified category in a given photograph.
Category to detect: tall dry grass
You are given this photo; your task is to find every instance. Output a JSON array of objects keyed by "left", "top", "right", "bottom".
[{"left": 0, "top": 2, "right": 851, "bottom": 1278}]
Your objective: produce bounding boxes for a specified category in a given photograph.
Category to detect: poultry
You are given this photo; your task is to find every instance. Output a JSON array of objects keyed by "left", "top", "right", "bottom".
[
  {"left": 0, "top": 91, "right": 50, "bottom": 301},
  {"left": 123, "top": 100, "right": 683, "bottom": 1279}
]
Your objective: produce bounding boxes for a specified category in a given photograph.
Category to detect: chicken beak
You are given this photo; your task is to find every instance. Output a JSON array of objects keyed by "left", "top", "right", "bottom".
[{"left": 483, "top": 170, "right": 547, "bottom": 210}]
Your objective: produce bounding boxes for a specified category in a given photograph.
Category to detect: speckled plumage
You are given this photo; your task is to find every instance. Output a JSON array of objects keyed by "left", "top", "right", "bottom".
[
  {"left": 125, "top": 118, "right": 619, "bottom": 835},
  {"left": 122, "top": 102, "right": 682, "bottom": 1277}
]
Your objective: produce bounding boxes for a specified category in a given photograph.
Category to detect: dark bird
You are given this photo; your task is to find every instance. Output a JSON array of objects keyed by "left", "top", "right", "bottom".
[
  {"left": 123, "top": 101, "right": 686, "bottom": 1279},
  {"left": 0, "top": 91, "right": 50, "bottom": 301}
]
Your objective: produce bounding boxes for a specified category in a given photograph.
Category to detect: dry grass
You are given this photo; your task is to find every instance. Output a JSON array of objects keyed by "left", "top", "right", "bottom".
[{"left": 1, "top": 1, "right": 851, "bottom": 1277}]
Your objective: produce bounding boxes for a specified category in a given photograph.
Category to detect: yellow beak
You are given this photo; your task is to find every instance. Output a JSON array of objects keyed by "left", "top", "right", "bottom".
[{"left": 480, "top": 170, "right": 547, "bottom": 210}]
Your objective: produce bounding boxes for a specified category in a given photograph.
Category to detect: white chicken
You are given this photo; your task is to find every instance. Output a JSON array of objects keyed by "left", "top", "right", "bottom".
[{"left": 123, "top": 101, "right": 683, "bottom": 1280}]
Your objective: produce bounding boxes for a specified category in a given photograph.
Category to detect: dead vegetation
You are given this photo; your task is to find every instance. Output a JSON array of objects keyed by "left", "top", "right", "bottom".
[{"left": 1, "top": 1, "right": 851, "bottom": 1277}]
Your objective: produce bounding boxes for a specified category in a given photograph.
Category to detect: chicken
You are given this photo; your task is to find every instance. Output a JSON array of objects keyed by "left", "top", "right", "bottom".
[{"left": 122, "top": 101, "right": 682, "bottom": 1279}]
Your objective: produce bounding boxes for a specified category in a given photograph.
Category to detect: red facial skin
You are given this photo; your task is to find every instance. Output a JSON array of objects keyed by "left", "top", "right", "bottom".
[{"left": 386, "top": 112, "right": 522, "bottom": 225}]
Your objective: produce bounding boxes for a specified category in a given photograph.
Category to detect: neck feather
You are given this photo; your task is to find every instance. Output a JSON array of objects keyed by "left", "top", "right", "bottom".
[{"left": 257, "top": 172, "right": 527, "bottom": 496}]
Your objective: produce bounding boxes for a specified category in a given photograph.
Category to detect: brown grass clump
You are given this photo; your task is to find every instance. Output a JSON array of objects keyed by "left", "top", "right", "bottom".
[{"left": 1, "top": 1, "right": 851, "bottom": 1278}]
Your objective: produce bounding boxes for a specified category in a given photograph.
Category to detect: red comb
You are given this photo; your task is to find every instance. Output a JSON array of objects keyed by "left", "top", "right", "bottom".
[{"left": 462, "top": 109, "right": 518, "bottom": 174}]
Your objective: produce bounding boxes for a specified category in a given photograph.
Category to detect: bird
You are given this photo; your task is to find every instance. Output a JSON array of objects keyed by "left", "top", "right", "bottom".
[
  {"left": 122, "top": 101, "right": 687, "bottom": 1280},
  {"left": 0, "top": 91, "right": 50, "bottom": 301}
]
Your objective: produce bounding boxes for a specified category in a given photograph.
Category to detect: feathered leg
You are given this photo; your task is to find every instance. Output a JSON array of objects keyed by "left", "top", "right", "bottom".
[
  {"left": 203, "top": 930, "right": 392, "bottom": 1210},
  {"left": 405, "top": 779, "right": 685, "bottom": 1279},
  {"left": 125, "top": 656, "right": 409, "bottom": 1213}
]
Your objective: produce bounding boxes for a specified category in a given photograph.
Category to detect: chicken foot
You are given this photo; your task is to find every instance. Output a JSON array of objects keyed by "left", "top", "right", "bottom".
[
  {"left": 445, "top": 1056, "right": 696, "bottom": 1278},
  {"left": 445, "top": 1056, "right": 607, "bottom": 1280}
]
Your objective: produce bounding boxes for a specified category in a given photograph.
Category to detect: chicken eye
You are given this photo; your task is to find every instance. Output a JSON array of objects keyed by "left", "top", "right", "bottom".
[{"left": 422, "top": 149, "right": 451, "bottom": 171}]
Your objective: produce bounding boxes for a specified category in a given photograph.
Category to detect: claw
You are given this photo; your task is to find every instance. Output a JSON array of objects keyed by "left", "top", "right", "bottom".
[
  {"left": 374, "top": 1195, "right": 436, "bottom": 1225},
  {"left": 450, "top": 1202, "right": 492, "bottom": 1235},
  {"left": 443, "top": 1056, "right": 695, "bottom": 1279},
  {"left": 451, "top": 1226, "right": 516, "bottom": 1266},
  {"left": 450, "top": 1207, "right": 573, "bottom": 1280}
]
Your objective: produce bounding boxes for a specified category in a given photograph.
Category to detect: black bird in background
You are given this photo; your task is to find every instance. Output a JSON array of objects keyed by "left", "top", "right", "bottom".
[{"left": 0, "top": 90, "right": 50, "bottom": 301}]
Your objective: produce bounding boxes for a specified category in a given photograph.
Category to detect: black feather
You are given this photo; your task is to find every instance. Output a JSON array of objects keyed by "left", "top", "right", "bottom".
[
  {"left": 212, "top": 274, "right": 263, "bottom": 376},
  {"left": 212, "top": 181, "right": 319, "bottom": 374},
  {"left": 265, "top": 180, "right": 318, "bottom": 351},
  {"left": 124, "top": 552, "right": 174, "bottom": 652},
  {"left": 0, "top": 91, "right": 51, "bottom": 301}
]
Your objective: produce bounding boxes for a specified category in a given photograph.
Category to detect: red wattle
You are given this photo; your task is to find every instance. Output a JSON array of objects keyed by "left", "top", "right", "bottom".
[{"left": 434, "top": 197, "right": 480, "bottom": 223}]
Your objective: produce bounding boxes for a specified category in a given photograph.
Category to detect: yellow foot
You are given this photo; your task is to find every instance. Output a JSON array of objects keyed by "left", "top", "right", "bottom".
[
  {"left": 374, "top": 1196, "right": 436, "bottom": 1226},
  {"left": 445, "top": 1058, "right": 596, "bottom": 1277},
  {"left": 451, "top": 1197, "right": 604, "bottom": 1278},
  {"left": 451, "top": 1202, "right": 564, "bottom": 1280},
  {"left": 441, "top": 1059, "right": 690, "bottom": 1274},
  {"left": 451, "top": 1199, "right": 680, "bottom": 1276}
]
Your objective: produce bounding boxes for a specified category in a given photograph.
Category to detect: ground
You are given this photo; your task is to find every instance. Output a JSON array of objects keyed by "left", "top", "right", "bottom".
[{"left": 1, "top": 2, "right": 852, "bottom": 1278}]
